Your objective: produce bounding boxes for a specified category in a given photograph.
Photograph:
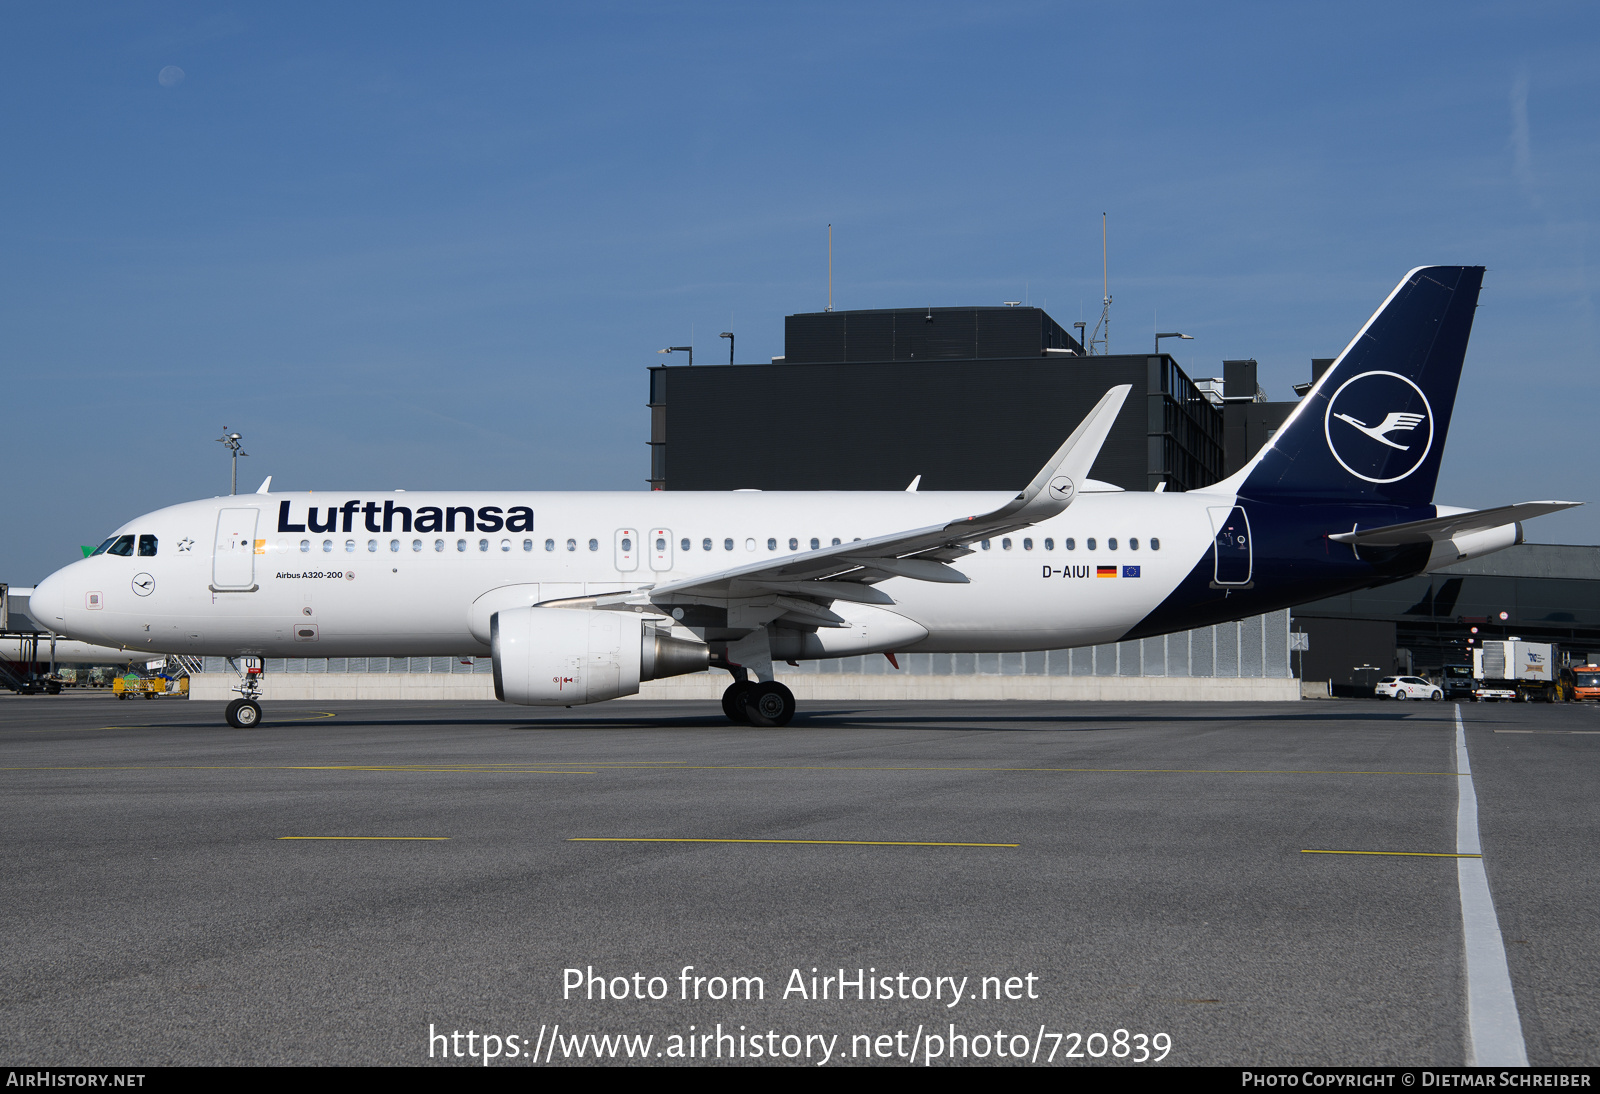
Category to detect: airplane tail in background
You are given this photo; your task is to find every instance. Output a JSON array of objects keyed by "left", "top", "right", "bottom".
[{"left": 1206, "top": 265, "right": 1485, "bottom": 508}]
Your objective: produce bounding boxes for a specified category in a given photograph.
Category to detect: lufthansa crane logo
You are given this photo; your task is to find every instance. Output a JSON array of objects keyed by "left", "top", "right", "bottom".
[
  {"left": 1048, "top": 476, "right": 1075, "bottom": 502},
  {"left": 1323, "top": 370, "right": 1434, "bottom": 484}
]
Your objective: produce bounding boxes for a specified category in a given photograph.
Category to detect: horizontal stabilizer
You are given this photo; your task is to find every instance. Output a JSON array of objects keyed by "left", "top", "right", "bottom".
[{"left": 1328, "top": 501, "right": 1582, "bottom": 547}]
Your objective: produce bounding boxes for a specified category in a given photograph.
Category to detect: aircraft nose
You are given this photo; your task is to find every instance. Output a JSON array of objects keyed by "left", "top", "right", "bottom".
[{"left": 28, "top": 569, "right": 69, "bottom": 631}]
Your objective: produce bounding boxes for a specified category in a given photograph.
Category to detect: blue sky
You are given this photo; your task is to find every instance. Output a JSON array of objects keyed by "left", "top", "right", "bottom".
[{"left": 4, "top": 2, "right": 1598, "bottom": 582}]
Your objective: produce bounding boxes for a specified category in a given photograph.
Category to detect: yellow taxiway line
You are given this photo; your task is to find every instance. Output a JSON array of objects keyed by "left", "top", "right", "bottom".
[
  {"left": 568, "top": 837, "right": 1017, "bottom": 848},
  {"left": 277, "top": 836, "right": 449, "bottom": 841}
]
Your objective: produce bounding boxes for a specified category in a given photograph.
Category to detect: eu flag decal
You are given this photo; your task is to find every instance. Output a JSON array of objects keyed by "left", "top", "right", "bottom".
[{"left": 1123, "top": 565, "right": 1140, "bottom": 578}]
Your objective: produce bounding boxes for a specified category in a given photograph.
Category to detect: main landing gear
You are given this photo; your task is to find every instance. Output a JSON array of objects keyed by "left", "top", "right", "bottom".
[{"left": 720, "top": 680, "right": 796, "bottom": 727}]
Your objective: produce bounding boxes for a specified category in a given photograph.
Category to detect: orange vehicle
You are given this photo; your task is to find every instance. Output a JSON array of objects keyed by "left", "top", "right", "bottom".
[{"left": 1572, "top": 665, "right": 1600, "bottom": 701}]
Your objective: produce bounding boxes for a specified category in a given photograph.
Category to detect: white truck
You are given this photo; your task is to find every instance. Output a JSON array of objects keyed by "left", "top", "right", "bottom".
[{"left": 1472, "top": 640, "right": 1559, "bottom": 702}]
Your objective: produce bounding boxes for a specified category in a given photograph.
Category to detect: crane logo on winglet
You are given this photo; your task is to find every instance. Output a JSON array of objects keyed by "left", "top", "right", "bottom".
[{"left": 1323, "top": 370, "right": 1434, "bottom": 484}]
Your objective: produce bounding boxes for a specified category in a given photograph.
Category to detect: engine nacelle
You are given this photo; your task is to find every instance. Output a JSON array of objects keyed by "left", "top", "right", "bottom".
[
  {"left": 1423, "top": 522, "right": 1522, "bottom": 573},
  {"left": 491, "top": 606, "right": 709, "bottom": 706}
]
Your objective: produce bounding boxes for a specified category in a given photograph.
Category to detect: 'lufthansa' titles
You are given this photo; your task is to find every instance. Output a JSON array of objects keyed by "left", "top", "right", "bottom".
[{"left": 277, "top": 499, "right": 534, "bottom": 535}]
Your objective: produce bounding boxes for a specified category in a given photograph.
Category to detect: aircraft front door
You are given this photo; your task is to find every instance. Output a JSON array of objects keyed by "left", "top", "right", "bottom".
[
  {"left": 1208, "top": 505, "right": 1253, "bottom": 586},
  {"left": 212, "top": 508, "right": 261, "bottom": 591}
]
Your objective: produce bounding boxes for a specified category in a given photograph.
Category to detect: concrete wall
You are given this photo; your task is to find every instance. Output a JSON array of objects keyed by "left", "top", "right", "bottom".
[{"left": 188, "top": 671, "right": 1298, "bottom": 703}]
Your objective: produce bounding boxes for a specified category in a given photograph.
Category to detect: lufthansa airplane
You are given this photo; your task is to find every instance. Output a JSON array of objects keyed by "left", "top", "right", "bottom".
[{"left": 27, "top": 266, "right": 1579, "bottom": 728}]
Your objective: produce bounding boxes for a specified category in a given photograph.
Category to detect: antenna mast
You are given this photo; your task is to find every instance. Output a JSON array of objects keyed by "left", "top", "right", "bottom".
[
  {"left": 1088, "top": 213, "right": 1111, "bottom": 355},
  {"left": 827, "top": 223, "right": 833, "bottom": 312}
]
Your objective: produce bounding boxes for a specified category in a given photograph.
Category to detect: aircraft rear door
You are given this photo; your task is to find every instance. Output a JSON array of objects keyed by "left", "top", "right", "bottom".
[
  {"left": 1208, "top": 505, "right": 1253, "bottom": 587},
  {"left": 212, "top": 508, "right": 261, "bottom": 591}
]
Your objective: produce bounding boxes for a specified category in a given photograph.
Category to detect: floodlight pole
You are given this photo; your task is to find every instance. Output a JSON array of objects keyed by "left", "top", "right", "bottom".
[
  {"left": 719, "top": 331, "right": 734, "bottom": 364},
  {"left": 215, "top": 429, "right": 247, "bottom": 495}
]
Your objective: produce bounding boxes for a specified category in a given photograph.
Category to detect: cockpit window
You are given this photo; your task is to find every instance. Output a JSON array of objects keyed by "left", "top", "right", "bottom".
[
  {"left": 89, "top": 536, "right": 118, "bottom": 557},
  {"left": 138, "top": 535, "right": 158, "bottom": 557},
  {"left": 105, "top": 535, "right": 135, "bottom": 557}
]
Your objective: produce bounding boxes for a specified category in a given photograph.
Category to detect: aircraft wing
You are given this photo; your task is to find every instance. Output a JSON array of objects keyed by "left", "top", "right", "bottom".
[
  {"left": 595, "top": 385, "right": 1130, "bottom": 622},
  {"left": 1328, "top": 501, "right": 1582, "bottom": 547}
]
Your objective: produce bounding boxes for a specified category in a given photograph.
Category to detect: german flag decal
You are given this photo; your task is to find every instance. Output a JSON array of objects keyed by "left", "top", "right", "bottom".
[{"left": 1096, "top": 565, "right": 1117, "bottom": 578}]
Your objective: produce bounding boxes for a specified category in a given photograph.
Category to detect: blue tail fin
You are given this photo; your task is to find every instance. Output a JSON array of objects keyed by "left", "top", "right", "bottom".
[{"left": 1222, "top": 265, "right": 1484, "bottom": 507}]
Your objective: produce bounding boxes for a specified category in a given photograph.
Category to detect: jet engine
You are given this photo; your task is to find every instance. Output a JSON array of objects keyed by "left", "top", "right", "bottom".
[{"left": 491, "top": 606, "right": 709, "bottom": 706}]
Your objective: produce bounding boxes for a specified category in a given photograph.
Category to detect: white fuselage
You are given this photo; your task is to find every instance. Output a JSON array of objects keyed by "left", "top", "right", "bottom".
[{"left": 29, "top": 488, "right": 1223, "bottom": 660}]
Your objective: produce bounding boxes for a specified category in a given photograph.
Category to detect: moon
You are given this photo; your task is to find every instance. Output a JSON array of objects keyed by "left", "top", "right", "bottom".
[{"left": 158, "top": 66, "right": 185, "bottom": 88}]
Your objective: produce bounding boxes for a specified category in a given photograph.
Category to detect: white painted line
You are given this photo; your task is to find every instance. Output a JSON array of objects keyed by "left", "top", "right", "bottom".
[{"left": 1455, "top": 704, "right": 1528, "bottom": 1066}]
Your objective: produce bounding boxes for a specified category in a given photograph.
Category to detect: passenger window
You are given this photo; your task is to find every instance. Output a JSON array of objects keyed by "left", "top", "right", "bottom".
[
  {"left": 89, "top": 536, "right": 118, "bottom": 556},
  {"left": 1065, "top": 538, "right": 1075, "bottom": 550},
  {"left": 981, "top": 540, "right": 991, "bottom": 550},
  {"left": 390, "top": 539, "right": 400, "bottom": 552},
  {"left": 457, "top": 539, "right": 468, "bottom": 552},
  {"left": 681, "top": 538, "right": 690, "bottom": 551},
  {"left": 345, "top": 539, "right": 356, "bottom": 553},
  {"left": 479, "top": 539, "right": 489, "bottom": 552},
  {"left": 368, "top": 539, "right": 378, "bottom": 552},
  {"left": 767, "top": 538, "right": 777, "bottom": 551},
  {"left": 1002, "top": 538, "right": 1012, "bottom": 550},
  {"left": 620, "top": 537, "right": 632, "bottom": 552},
  {"left": 435, "top": 539, "right": 445, "bottom": 552},
  {"left": 589, "top": 538, "right": 599, "bottom": 552},
  {"left": 1044, "top": 538, "right": 1054, "bottom": 551},
  {"left": 831, "top": 537, "right": 841, "bottom": 546},
  {"left": 502, "top": 539, "right": 512, "bottom": 552},
  {"left": 1130, "top": 538, "right": 1139, "bottom": 550},
  {"left": 300, "top": 540, "right": 310, "bottom": 553},
  {"left": 703, "top": 538, "right": 713, "bottom": 551},
  {"left": 566, "top": 539, "right": 577, "bottom": 552},
  {"left": 138, "top": 535, "right": 158, "bottom": 557},
  {"left": 811, "top": 538, "right": 820, "bottom": 550},
  {"left": 745, "top": 538, "right": 756, "bottom": 551},
  {"left": 1150, "top": 537, "right": 1160, "bottom": 551},
  {"left": 1023, "top": 538, "right": 1033, "bottom": 550},
  {"left": 1108, "top": 538, "right": 1118, "bottom": 551},
  {"left": 724, "top": 538, "right": 734, "bottom": 551},
  {"left": 323, "top": 539, "right": 333, "bottom": 553},
  {"left": 1087, "top": 538, "right": 1097, "bottom": 551},
  {"left": 788, "top": 538, "right": 798, "bottom": 551},
  {"left": 656, "top": 537, "right": 665, "bottom": 551},
  {"left": 545, "top": 539, "right": 555, "bottom": 552},
  {"left": 413, "top": 539, "right": 422, "bottom": 552},
  {"left": 107, "top": 535, "right": 135, "bottom": 557}
]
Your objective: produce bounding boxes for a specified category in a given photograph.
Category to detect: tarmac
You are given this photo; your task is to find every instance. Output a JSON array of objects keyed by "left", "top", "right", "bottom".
[{"left": 1, "top": 691, "right": 1595, "bottom": 1066}]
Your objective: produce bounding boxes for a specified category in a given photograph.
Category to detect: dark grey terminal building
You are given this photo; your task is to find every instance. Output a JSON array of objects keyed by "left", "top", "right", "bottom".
[{"left": 648, "top": 305, "right": 1224, "bottom": 493}]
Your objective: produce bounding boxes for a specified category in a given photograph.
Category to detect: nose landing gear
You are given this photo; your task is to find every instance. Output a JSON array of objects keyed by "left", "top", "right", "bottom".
[
  {"left": 225, "top": 655, "right": 265, "bottom": 729},
  {"left": 225, "top": 697, "right": 262, "bottom": 728}
]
